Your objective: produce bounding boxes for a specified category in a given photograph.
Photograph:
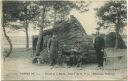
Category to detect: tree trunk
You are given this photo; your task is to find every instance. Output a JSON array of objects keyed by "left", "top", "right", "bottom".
[
  {"left": 25, "top": 21, "right": 29, "bottom": 48},
  {"left": 35, "top": 6, "right": 46, "bottom": 56},
  {"left": 2, "top": 26, "right": 13, "bottom": 57},
  {"left": 115, "top": 27, "right": 119, "bottom": 48}
]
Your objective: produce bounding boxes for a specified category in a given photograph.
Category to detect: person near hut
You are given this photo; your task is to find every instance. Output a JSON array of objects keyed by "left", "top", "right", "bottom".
[
  {"left": 47, "top": 34, "right": 59, "bottom": 67},
  {"left": 57, "top": 51, "right": 63, "bottom": 67},
  {"left": 94, "top": 34, "right": 105, "bottom": 68},
  {"left": 70, "top": 49, "right": 77, "bottom": 67}
]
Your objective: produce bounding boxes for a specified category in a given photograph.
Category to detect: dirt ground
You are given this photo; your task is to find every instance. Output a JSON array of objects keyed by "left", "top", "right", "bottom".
[{"left": 1, "top": 48, "right": 127, "bottom": 80}]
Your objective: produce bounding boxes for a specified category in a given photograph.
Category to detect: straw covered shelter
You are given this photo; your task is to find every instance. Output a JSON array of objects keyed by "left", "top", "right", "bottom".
[{"left": 33, "top": 15, "right": 97, "bottom": 63}]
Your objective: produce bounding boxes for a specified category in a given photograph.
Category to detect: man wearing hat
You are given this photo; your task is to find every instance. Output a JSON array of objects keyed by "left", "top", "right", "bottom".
[{"left": 94, "top": 33, "right": 105, "bottom": 68}]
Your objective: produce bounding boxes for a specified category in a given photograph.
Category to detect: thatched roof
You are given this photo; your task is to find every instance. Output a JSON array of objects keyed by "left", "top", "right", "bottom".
[
  {"left": 42, "top": 15, "right": 87, "bottom": 36},
  {"left": 38, "top": 15, "right": 97, "bottom": 63},
  {"left": 41, "top": 15, "right": 93, "bottom": 53},
  {"left": 41, "top": 21, "right": 67, "bottom": 35},
  {"left": 105, "top": 32, "right": 127, "bottom": 49}
]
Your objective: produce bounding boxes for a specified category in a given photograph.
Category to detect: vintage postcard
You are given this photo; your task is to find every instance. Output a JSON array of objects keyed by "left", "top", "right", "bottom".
[{"left": 1, "top": 0, "right": 127, "bottom": 81}]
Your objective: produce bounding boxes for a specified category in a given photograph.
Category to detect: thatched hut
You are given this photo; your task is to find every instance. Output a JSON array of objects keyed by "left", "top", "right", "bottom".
[
  {"left": 33, "top": 15, "right": 96, "bottom": 63},
  {"left": 105, "top": 32, "right": 127, "bottom": 49}
]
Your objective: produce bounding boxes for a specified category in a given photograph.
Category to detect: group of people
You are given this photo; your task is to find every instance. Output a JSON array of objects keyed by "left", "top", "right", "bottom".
[
  {"left": 47, "top": 33, "right": 105, "bottom": 69},
  {"left": 33, "top": 33, "right": 105, "bottom": 69},
  {"left": 47, "top": 34, "right": 82, "bottom": 68}
]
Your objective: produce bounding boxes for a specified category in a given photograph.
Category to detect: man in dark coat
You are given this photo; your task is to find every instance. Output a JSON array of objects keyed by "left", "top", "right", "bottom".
[
  {"left": 94, "top": 34, "right": 105, "bottom": 68},
  {"left": 47, "top": 34, "right": 59, "bottom": 67}
]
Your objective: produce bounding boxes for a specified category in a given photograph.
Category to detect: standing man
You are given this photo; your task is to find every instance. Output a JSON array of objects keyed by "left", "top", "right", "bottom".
[
  {"left": 47, "top": 34, "right": 59, "bottom": 68},
  {"left": 94, "top": 34, "right": 105, "bottom": 68}
]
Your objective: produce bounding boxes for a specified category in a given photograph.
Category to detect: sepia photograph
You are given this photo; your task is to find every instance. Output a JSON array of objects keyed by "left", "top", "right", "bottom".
[{"left": 1, "top": 0, "right": 127, "bottom": 80}]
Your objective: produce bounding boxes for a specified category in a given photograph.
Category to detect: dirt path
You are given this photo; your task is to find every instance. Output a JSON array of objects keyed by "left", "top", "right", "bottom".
[{"left": 2, "top": 48, "right": 127, "bottom": 80}]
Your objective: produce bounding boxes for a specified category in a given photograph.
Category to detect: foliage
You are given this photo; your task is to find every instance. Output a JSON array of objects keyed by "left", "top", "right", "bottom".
[
  {"left": 3, "top": 1, "right": 19, "bottom": 26},
  {"left": 3, "top": 1, "right": 40, "bottom": 26},
  {"left": 96, "top": 0, "right": 127, "bottom": 29},
  {"left": 32, "top": 1, "right": 90, "bottom": 29},
  {"left": 18, "top": 1, "right": 40, "bottom": 22}
]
